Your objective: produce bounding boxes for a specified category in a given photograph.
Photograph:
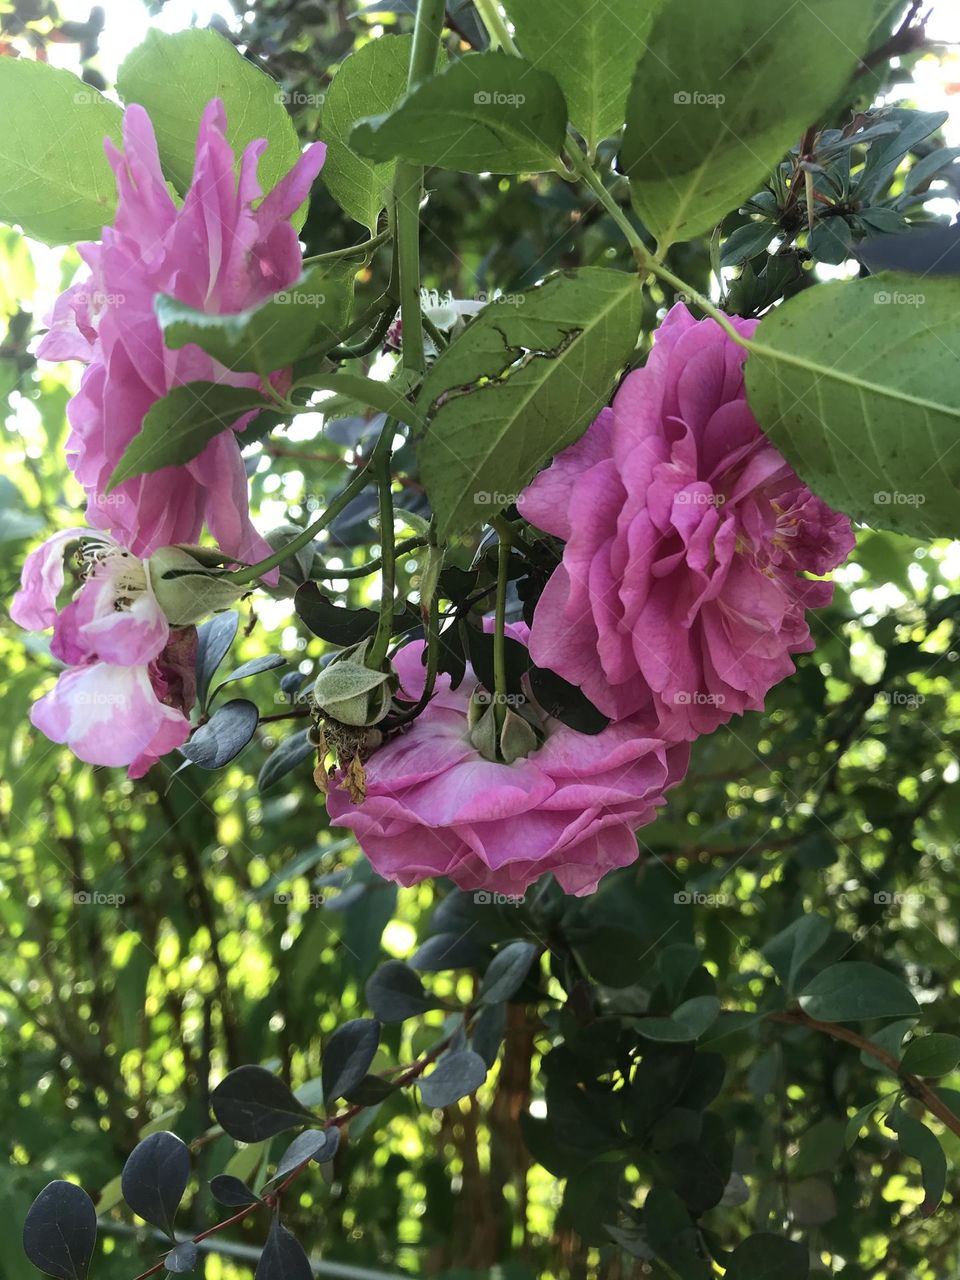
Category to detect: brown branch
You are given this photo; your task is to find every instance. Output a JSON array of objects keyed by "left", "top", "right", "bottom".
[{"left": 768, "top": 1008, "right": 960, "bottom": 1139}]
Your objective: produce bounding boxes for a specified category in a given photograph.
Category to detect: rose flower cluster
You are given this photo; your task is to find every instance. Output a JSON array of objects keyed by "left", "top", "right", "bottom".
[{"left": 12, "top": 100, "right": 854, "bottom": 899}]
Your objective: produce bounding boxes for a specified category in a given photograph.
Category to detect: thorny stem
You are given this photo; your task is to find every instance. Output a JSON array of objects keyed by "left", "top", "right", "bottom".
[
  {"left": 493, "top": 534, "right": 510, "bottom": 734},
  {"left": 302, "top": 226, "right": 392, "bottom": 265}
]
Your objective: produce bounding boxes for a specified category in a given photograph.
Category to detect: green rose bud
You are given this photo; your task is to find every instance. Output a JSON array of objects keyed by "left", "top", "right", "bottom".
[
  {"left": 147, "top": 546, "right": 247, "bottom": 626},
  {"left": 312, "top": 640, "right": 398, "bottom": 728}
]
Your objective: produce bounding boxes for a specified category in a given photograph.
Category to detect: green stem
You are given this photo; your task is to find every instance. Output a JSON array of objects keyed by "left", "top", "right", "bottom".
[
  {"left": 369, "top": 431, "right": 398, "bottom": 667},
  {"left": 392, "top": 0, "right": 447, "bottom": 379},
  {"left": 328, "top": 302, "right": 399, "bottom": 361},
  {"left": 564, "top": 137, "right": 650, "bottom": 268},
  {"left": 313, "top": 536, "right": 426, "bottom": 580},
  {"left": 233, "top": 423, "right": 394, "bottom": 587},
  {"left": 647, "top": 260, "right": 752, "bottom": 349},
  {"left": 473, "top": 0, "right": 519, "bottom": 53},
  {"left": 493, "top": 534, "right": 510, "bottom": 734},
  {"left": 303, "top": 227, "right": 392, "bottom": 265}
]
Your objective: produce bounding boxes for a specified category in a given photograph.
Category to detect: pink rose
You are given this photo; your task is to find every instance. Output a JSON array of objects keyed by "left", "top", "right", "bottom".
[
  {"left": 325, "top": 628, "right": 688, "bottom": 897},
  {"left": 37, "top": 99, "right": 326, "bottom": 563},
  {"left": 518, "top": 303, "right": 855, "bottom": 740},
  {"left": 11, "top": 529, "right": 194, "bottom": 777}
]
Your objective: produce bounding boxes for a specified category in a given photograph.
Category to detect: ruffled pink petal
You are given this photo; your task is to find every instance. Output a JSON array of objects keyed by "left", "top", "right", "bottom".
[{"left": 10, "top": 529, "right": 88, "bottom": 631}]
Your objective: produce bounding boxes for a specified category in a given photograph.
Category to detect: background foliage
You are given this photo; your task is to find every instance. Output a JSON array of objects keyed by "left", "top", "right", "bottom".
[{"left": 2, "top": 1, "right": 960, "bottom": 1277}]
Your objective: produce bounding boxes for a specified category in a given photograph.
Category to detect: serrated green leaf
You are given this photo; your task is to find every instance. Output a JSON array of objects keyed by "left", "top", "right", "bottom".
[
  {"left": 320, "top": 35, "right": 427, "bottom": 231},
  {"left": 350, "top": 51, "right": 567, "bottom": 174},
  {"left": 0, "top": 59, "right": 122, "bottom": 244},
  {"left": 744, "top": 273, "right": 960, "bottom": 538},
  {"left": 417, "top": 268, "right": 643, "bottom": 537},
  {"left": 117, "top": 28, "right": 309, "bottom": 228},
  {"left": 156, "top": 263, "right": 355, "bottom": 375},
  {"left": 107, "top": 383, "right": 267, "bottom": 490},
  {"left": 622, "top": 0, "right": 873, "bottom": 247},
  {"left": 504, "top": 0, "right": 664, "bottom": 152}
]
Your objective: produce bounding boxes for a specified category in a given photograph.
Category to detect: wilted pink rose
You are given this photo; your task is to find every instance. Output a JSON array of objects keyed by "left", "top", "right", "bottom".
[
  {"left": 11, "top": 529, "right": 194, "bottom": 777},
  {"left": 518, "top": 303, "right": 855, "bottom": 740},
  {"left": 326, "top": 628, "right": 688, "bottom": 897},
  {"left": 38, "top": 99, "right": 326, "bottom": 563}
]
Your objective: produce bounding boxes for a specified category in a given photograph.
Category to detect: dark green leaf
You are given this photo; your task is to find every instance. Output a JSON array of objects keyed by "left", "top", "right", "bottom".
[
  {"left": 410, "top": 932, "right": 489, "bottom": 971},
  {"left": 263, "top": 1129, "right": 339, "bottom": 1188},
  {"left": 209, "top": 1175, "right": 260, "bottom": 1207},
  {"left": 888, "top": 1110, "right": 947, "bottom": 1216},
  {"left": 799, "top": 962, "right": 919, "bottom": 1022},
  {"left": 419, "top": 1049, "right": 488, "bottom": 1107},
  {"left": 366, "top": 961, "right": 441, "bottom": 1022},
  {"left": 195, "top": 612, "right": 239, "bottom": 711},
  {"left": 762, "top": 914, "right": 831, "bottom": 993},
  {"left": 900, "top": 1033, "right": 960, "bottom": 1078},
  {"left": 164, "top": 1242, "right": 199, "bottom": 1275},
  {"left": 255, "top": 1219, "right": 313, "bottom": 1280},
  {"left": 23, "top": 1182, "right": 97, "bottom": 1280},
  {"left": 180, "top": 700, "right": 259, "bottom": 770},
  {"left": 295, "top": 584, "right": 380, "bottom": 645},
  {"left": 121, "top": 1132, "right": 190, "bottom": 1240},
  {"left": 211, "top": 1065, "right": 314, "bottom": 1142},
  {"left": 638, "top": 996, "right": 721, "bottom": 1043},
  {"left": 479, "top": 941, "right": 538, "bottom": 1004},
  {"left": 528, "top": 665, "right": 609, "bottom": 734},
  {"left": 322, "top": 1018, "right": 381, "bottom": 1102},
  {"left": 258, "top": 730, "right": 315, "bottom": 794},
  {"left": 724, "top": 1233, "right": 809, "bottom": 1279}
]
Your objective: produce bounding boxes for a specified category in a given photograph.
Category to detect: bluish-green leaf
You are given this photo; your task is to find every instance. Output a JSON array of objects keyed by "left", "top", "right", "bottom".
[{"left": 798, "top": 962, "right": 919, "bottom": 1023}]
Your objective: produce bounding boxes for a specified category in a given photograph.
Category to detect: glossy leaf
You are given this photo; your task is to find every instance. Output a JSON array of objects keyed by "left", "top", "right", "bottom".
[
  {"left": 211, "top": 1065, "right": 314, "bottom": 1142},
  {"left": 121, "top": 1131, "right": 190, "bottom": 1240}
]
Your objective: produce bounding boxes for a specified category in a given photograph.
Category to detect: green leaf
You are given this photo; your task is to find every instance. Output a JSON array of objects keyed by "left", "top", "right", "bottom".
[
  {"left": 349, "top": 51, "right": 567, "bottom": 174},
  {"left": 798, "top": 962, "right": 919, "bottom": 1023},
  {"left": 887, "top": 1109, "right": 947, "bottom": 1215},
  {"left": 638, "top": 996, "right": 721, "bottom": 1043},
  {"left": 417, "top": 268, "right": 643, "bottom": 537},
  {"left": 724, "top": 1232, "right": 809, "bottom": 1280},
  {"left": 0, "top": 59, "right": 123, "bottom": 244},
  {"left": 621, "top": 0, "right": 873, "bottom": 247},
  {"left": 504, "top": 0, "right": 663, "bottom": 152},
  {"left": 479, "top": 941, "right": 538, "bottom": 1005},
  {"left": 744, "top": 273, "right": 960, "bottom": 538},
  {"left": 155, "top": 263, "right": 355, "bottom": 375},
  {"left": 107, "top": 383, "right": 267, "bottom": 490},
  {"left": 845, "top": 1098, "right": 882, "bottom": 1150},
  {"left": 117, "top": 28, "right": 309, "bottom": 228},
  {"left": 762, "top": 914, "right": 831, "bottom": 993},
  {"left": 320, "top": 34, "right": 428, "bottom": 232},
  {"left": 900, "top": 1033, "right": 960, "bottom": 1078}
]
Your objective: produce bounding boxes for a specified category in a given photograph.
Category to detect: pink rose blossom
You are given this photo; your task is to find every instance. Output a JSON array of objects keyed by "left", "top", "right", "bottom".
[
  {"left": 518, "top": 303, "right": 855, "bottom": 741},
  {"left": 38, "top": 99, "right": 326, "bottom": 563},
  {"left": 11, "top": 529, "right": 194, "bottom": 777},
  {"left": 326, "top": 627, "right": 688, "bottom": 897}
]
